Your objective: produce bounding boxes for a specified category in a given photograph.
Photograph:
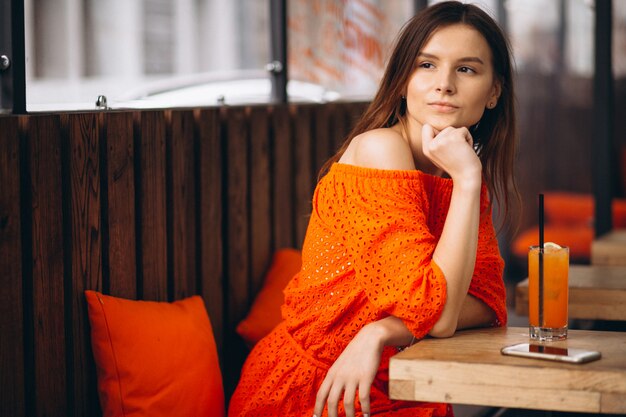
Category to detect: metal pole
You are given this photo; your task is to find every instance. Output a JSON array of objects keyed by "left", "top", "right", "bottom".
[
  {"left": 0, "top": 0, "right": 26, "bottom": 113},
  {"left": 413, "top": 0, "right": 428, "bottom": 14},
  {"left": 593, "top": 0, "right": 614, "bottom": 236},
  {"left": 496, "top": 0, "right": 508, "bottom": 34},
  {"left": 269, "top": 0, "right": 287, "bottom": 103}
]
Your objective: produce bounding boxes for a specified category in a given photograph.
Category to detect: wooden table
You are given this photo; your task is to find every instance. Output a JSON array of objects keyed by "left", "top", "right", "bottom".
[
  {"left": 592, "top": 229, "right": 626, "bottom": 266},
  {"left": 515, "top": 265, "right": 626, "bottom": 321},
  {"left": 389, "top": 327, "right": 626, "bottom": 414}
]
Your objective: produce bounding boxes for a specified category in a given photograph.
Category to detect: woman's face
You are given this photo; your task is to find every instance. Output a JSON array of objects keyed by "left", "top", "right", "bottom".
[{"left": 404, "top": 23, "right": 500, "bottom": 132}]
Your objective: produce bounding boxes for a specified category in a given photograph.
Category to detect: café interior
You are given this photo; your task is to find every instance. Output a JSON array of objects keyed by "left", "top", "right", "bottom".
[{"left": 1, "top": 0, "right": 625, "bottom": 416}]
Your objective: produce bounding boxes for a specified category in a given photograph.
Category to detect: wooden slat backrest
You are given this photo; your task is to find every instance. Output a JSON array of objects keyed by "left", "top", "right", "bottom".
[
  {"left": 249, "top": 106, "right": 272, "bottom": 297},
  {"left": 195, "top": 108, "right": 224, "bottom": 350},
  {"left": 293, "top": 104, "right": 314, "bottom": 247},
  {"left": 27, "top": 115, "right": 68, "bottom": 417},
  {"left": 104, "top": 111, "right": 137, "bottom": 299},
  {"left": 0, "top": 102, "right": 366, "bottom": 417},
  {"left": 66, "top": 113, "right": 103, "bottom": 417},
  {"left": 168, "top": 110, "right": 199, "bottom": 300},
  {"left": 137, "top": 111, "right": 168, "bottom": 301},
  {"left": 272, "top": 105, "right": 295, "bottom": 251},
  {"left": 0, "top": 116, "right": 25, "bottom": 417}
]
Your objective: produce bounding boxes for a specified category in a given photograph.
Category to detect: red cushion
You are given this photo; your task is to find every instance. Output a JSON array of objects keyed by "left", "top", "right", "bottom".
[
  {"left": 85, "top": 291, "right": 224, "bottom": 417},
  {"left": 542, "top": 191, "right": 626, "bottom": 227},
  {"left": 236, "top": 248, "right": 302, "bottom": 347},
  {"left": 511, "top": 224, "right": 593, "bottom": 261},
  {"left": 543, "top": 192, "right": 593, "bottom": 226}
]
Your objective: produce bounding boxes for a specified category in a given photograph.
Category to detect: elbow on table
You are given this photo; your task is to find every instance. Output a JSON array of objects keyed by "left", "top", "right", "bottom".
[{"left": 428, "top": 319, "right": 457, "bottom": 338}]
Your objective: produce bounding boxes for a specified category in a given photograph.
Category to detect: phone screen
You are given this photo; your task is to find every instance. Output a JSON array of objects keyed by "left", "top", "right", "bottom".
[
  {"left": 528, "top": 344, "right": 569, "bottom": 356},
  {"left": 501, "top": 343, "right": 601, "bottom": 364}
]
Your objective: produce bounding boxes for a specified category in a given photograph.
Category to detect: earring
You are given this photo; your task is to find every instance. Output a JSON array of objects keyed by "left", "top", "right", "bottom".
[{"left": 488, "top": 101, "right": 496, "bottom": 109}]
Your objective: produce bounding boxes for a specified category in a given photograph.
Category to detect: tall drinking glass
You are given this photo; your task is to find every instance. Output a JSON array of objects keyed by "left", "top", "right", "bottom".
[{"left": 528, "top": 244, "right": 569, "bottom": 341}]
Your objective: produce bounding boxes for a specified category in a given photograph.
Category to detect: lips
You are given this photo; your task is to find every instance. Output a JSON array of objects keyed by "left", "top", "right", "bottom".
[{"left": 429, "top": 101, "right": 459, "bottom": 112}]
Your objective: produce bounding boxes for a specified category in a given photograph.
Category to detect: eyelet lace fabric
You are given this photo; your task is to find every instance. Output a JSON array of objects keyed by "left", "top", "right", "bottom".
[{"left": 228, "top": 163, "right": 506, "bottom": 417}]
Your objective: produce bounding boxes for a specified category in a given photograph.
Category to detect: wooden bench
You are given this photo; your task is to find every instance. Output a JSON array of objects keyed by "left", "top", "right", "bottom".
[
  {"left": 0, "top": 102, "right": 367, "bottom": 417},
  {"left": 591, "top": 229, "right": 626, "bottom": 266}
]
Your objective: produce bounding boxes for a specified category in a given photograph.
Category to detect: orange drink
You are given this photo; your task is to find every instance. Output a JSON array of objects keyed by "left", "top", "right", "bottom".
[{"left": 528, "top": 243, "right": 569, "bottom": 341}]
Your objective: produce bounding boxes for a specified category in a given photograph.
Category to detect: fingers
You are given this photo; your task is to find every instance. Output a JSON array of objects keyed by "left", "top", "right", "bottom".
[
  {"left": 343, "top": 383, "right": 357, "bottom": 417},
  {"left": 359, "top": 382, "right": 372, "bottom": 417},
  {"left": 314, "top": 377, "right": 332, "bottom": 417},
  {"left": 421, "top": 123, "right": 435, "bottom": 151},
  {"left": 314, "top": 379, "right": 370, "bottom": 417},
  {"left": 327, "top": 384, "right": 342, "bottom": 417}
]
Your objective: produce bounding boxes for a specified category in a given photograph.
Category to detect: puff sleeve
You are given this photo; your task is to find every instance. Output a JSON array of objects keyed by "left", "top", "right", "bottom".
[
  {"left": 315, "top": 166, "right": 447, "bottom": 339},
  {"left": 467, "top": 190, "right": 507, "bottom": 326}
]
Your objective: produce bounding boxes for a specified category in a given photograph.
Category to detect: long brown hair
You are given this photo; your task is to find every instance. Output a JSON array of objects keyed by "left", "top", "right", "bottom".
[{"left": 320, "top": 1, "right": 519, "bottom": 220}]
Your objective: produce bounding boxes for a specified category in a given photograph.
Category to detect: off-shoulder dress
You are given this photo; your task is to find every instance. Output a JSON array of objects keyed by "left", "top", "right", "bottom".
[{"left": 228, "top": 163, "right": 507, "bottom": 417}]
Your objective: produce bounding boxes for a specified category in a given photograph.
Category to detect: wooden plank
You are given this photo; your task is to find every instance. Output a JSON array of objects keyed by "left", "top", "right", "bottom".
[
  {"left": 313, "top": 104, "right": 333, "bottom": 175},
  {"left": 105, "top": 112, "right": 137, "bottom": 299},
  {"left": 27, "top": 115, "right": 67, "bottom": 417},
  {"left": 0, "top": 116, "right": 25, "bottom": 417},
  {"left": 390, "top": 327, "right": 626, "bottom": 413},
  {"left": 223, "top": 106, "right": 251, "bottom": 401},
  {"left": 293, "top": 105, "right": 314, "bottom": 247},
  {"left": 195, "top": 108, "right": 224, "bottom": 351},
  {"left": 515, "top": 265, "right": 626, "bottom": 320},
  {"left": 330, "top": 103, "right": 349, "bottom": 153},
  {"left": 272, "top": 104, "right": 294, "bottom": 250},
  {"left": 137, "top": 111, "right": 168, "bottom": 301},
  {"left": 249, "top": 107, "right": 272, "bottom": 296},
  {"left": 591, "top": 229, "right": 626, "bottom": 266},
  {"left": 225, "top": 107, "right": 250, "bottom": 326},
  {"left": 66, "top": 113, "right": 103, "bottom": 417},
  {"left": 168, "top": 110, "right": 197, "bottom": 300}
]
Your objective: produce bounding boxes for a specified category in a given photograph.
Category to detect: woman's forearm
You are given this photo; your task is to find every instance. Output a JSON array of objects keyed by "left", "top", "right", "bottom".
[
  {"left": 368, "top": 295, "right": 494, "bottom": 348},
  {"left": 429, "top": 179, "right": 481, "bottom": 337}
]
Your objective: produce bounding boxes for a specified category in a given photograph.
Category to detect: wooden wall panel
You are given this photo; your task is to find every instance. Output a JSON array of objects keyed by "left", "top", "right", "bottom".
[
  {"left": 168, "top": 111, "right": 197, "bottom": 300},
  {"left": 249, "top": 107, "right": 272, "bottom": 295},
  {"left": 0, "top": 117, "right": 25, "bottom": 417},
  {"left": 225, "top": 107, "right": 250, "bottom": 326},
  {"left": 223, "top": 107, "right": 251, "bottom": 400},
  {"left": 105, "top": 112, "right": 137, "bottom": 299},
  {"left": 313, "top": 104, "right": 333, "bottom": 175},
  {"left": 330, "top": 103, "right": 349, "bottom": 154},
  {"left": 293, "top": 105, "right": 314, "bottom": 247},
  {"left": 137, "top": 111, "right": 168, "bottom": 301},
  {"left": 27, "top": 115, "right": 67, "bottom": 417},
  {"left": 195, "top": 108, "right": 224, "bottom": 350},
  {"left": 272, "top": 105, "right": 295, "bottom": 250},
  {"left": 66, "top": 113, "right": 103, "bottom": 417}
]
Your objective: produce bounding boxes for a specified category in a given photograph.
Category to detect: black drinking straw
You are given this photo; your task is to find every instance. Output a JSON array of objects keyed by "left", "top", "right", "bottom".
[{"left": 538, "top": 194, "right": 545, "bottom": 328}]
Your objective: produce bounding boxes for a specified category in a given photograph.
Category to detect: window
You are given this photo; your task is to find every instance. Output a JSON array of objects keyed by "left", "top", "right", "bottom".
[
  {"left": 25, "top": 0, "right": 271, "bottom": 111},
  {"left": 5, "top": 0, "right": 625, "bottom": 112}
]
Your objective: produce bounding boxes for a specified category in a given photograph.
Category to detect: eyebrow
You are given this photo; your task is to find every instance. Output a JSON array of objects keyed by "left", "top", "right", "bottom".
[{"left": 418, "top": 52, "right": 485, "bottom": 65}]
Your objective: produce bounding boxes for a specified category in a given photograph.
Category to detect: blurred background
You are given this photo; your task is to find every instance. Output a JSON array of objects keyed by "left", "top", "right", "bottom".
[{"left": 21, "top": 0, "right": 626, "bottom": 275}]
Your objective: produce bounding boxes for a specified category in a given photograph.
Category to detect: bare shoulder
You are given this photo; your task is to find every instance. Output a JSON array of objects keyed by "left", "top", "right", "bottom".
[{"left": 339, "top": 128, "right": 416, "bottom": 170}]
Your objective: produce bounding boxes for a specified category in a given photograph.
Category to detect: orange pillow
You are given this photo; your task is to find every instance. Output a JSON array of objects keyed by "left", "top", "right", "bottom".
[
  {"left": 511, "top": 224, "right": 594, "bottom": 262},
  {"left": 543, "top": 192, "right": 594, "bottom": 226},
  {"left": 85, "top": 291, "right": 224, "bottom": 417},
  {"left": 236, "top": 248, "right": 302, "bottom": 347},
  {"left": 542, "top": 191, "right": 626, "bottom": 228}
]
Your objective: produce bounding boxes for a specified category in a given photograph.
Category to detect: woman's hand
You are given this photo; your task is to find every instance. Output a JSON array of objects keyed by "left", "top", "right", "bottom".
[
  {"left": 422, "top": 124, "right": 482, "bottom": 188},
  {"left": 313, "top": 323, "right": 385, "bottom": 417}
]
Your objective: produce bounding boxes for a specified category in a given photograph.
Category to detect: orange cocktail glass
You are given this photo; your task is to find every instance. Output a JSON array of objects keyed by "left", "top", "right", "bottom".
[{"left": 528, "top": 244, "right": 569, "bottom": 341}]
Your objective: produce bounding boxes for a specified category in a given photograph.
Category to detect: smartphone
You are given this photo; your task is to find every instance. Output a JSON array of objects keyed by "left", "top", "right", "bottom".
[{"left": 501, "top": 343, "right": 601, "bottom": 364}]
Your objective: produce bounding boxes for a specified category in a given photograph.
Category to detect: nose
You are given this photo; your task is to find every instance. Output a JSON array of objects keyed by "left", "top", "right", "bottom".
[{"left": 435, "top": 70, "right": 456, "bottom": 94}]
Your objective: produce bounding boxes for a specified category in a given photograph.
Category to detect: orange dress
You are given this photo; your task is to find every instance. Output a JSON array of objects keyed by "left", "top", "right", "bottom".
[{"left": 229, "top": 163, "right": 507, "bottom": 417}]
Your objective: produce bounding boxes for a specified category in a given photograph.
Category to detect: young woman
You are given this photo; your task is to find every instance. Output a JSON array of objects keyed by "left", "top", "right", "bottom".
[{"left": 229, "top": 2, "right": 517, "bottom": 416}]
